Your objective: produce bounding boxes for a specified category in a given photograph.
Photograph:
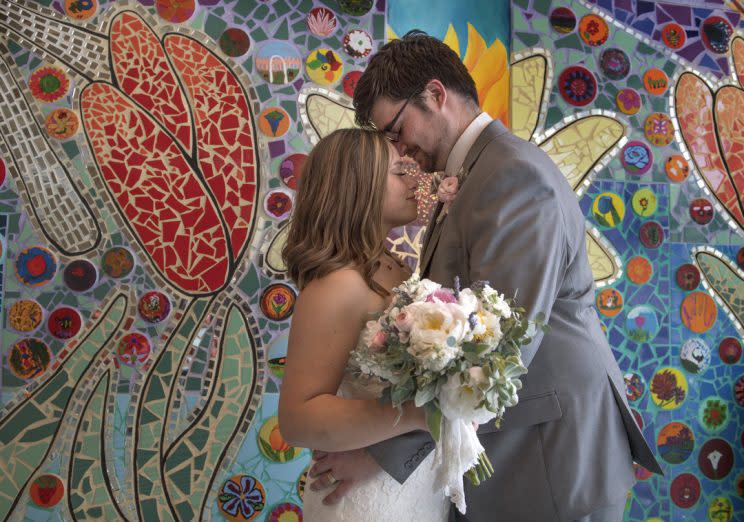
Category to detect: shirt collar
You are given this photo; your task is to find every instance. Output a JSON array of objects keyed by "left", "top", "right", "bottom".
[{"left": 444, "top": 112, "right": 493, "bottom": 178}]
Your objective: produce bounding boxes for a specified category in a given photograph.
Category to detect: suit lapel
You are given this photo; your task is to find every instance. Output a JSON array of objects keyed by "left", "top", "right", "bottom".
[{"left": 419, "top": 203, "right": 445, "bottom": 276}]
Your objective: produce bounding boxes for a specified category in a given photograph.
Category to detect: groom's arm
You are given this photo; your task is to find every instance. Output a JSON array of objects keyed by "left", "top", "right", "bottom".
[
  {"left": 366, "top": 430, "right": 435, "bottom": 483},
  {"left": 465, "top": 156, "right": 568, "bottom": 368}
]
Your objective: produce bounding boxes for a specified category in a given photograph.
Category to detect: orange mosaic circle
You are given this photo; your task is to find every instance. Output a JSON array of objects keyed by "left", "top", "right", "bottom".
[
  {"left": 578, "top": 14, "right": 609, "bottom": 47},
  {"left": 643, "top": 68, "right": 669, "bottom": 96},
  {"left": 596, "top": 287, "right": 623, "bottom": 317},
  {"left": 8, "top": 299, "right": 44, "bottom": 332},
  {"left": 258, "top": 106, "right": 291, "bottom": 138},
  {"left": 45, "top": 108, "right": 79, "bottom": 139},
  {"left": 627, "top": 256, "right": 653, "bottom": 285},
  {"left": 665, "top": 155, "right": 690, "bottom": 182},
  {"left": 680, "top": 291, "right": 717, "bottom": 334},
  {"left": 65, "top": 0, "right": 97, "bottom": 20}
]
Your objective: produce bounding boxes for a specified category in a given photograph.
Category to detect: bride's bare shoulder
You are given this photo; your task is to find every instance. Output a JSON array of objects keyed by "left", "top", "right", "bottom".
[{"left": 296, "top": 268, "right": 370, "bottom": 310}]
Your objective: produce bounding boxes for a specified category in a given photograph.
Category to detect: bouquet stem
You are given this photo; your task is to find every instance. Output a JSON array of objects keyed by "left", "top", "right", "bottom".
[{"left": 465, "top": 452, "right": 493, "bottom": 486}]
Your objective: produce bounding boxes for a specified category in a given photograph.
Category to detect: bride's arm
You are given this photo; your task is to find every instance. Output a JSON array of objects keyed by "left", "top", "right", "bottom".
[{"left": 278, "top": 269, "right": 426, "bottom": 452}]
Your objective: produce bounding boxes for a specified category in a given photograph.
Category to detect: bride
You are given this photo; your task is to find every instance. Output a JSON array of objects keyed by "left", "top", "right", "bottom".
[{"left": 278, "top": 128, "right": 449, "bottom": 521}]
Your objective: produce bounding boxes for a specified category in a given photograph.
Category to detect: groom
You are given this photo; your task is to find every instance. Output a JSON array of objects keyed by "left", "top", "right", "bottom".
[{"left": 309, "top": 31, "right": 662, "bottom": 521}]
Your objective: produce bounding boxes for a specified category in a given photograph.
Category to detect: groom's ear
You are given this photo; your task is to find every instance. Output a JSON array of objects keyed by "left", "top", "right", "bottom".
[{"left": 424, "top": 79, "right": 447, "bottom": 110}]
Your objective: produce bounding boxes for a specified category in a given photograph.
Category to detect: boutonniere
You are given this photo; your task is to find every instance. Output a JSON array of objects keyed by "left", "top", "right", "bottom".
[{"left": 431, "top": 166, "right": 469, "bottom": 224}]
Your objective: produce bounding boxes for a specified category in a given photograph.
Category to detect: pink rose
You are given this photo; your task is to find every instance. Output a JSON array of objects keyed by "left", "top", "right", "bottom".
[
  {"left": 425, "top": 288, "right": 458, "bottom": 304},
  {"left": 370, "top": 330, "right": 387, "bottom": 351},
  {"left": 437, "top": 176, "right": 459, "bottom": 203},
  {"left": 395, "top": 311, "right": 414, "bottom": 332}
]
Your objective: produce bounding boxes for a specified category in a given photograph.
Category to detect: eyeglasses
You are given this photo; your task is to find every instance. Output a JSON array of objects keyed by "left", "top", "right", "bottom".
[{"left": 381, "top": 95, "right": 414, "bottom": 143}]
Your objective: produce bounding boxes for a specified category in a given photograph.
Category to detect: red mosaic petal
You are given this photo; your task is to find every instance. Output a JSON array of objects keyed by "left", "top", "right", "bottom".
[
  {"left": 675, "top": 73, "right": 744, "bottom": 227},
  {"left": 715, "top": 86, "right": 744, "bottom": 188},
  {"left": 81, "top": 82, "right": 229, "bottom": 294},
  {"left": 734, "top": 37, "right": 744, "bottom": 89},
  {"left": 110, "top": 12, "right": 193, "bottom": 153},
  {"left": 164, "top": 34, "right": 258, "bottom": 260}
]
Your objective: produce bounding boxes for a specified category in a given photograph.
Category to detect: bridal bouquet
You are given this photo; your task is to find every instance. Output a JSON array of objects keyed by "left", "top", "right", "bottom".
[{"left": 349, "top": 274, "right": 546, "bottom": 513}]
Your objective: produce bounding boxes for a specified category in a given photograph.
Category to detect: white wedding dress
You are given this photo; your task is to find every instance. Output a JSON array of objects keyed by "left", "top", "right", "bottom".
[{"left": 301, "top": 369, "right": 450, "bottom": 521}]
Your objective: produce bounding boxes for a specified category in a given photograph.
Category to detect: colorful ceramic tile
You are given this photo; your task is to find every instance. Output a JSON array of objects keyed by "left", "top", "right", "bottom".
[
  {"left": 342, "top": 70, "right": 362, "bottom": 97},
  {"left": 592, "top": 192, "right": 625, "bottom": 228},
  {"left": 578, "top": 14, "right": 609, "bottom": 47},
  {"left": 65, "top": 0, "right": 97, "bottom": 20},
  {"left": 29, "top": 474, "right": 64, "bottom": 508},
  {"left": 701, "top": 16, "right": 734, "bottom": 54},
  {"left": 657, "top": 422, "right": 695, "bottom": 464},
  {"left": 8, "top": 338, "right": 52, "bottom": 379},
  {"left": 718, "top": 337, "right": 742, "bottom": 364},
  {"left": 260, "top": 283, "right": 296, "bottom": 320},
  {"left": 597, "top": 287, "right": 623, "bottom": 317},
  {"left": 28, "top": 66, "right": 70, "bottom": 103},
  {"left": 255, "top": 41, "right": 302, "bottom": 85},
  {"left": 45, "top": 107, "right": 79, "bottom": 139},
  {"left": 155, "top": 0, "right": 195, "bottom": 23},
  {"left": 138, "top": 291, "right": 171, "bottom": 323},
  {"left": 15, "top": 246, "right": 57, "bottom": 287},
  {"left": 698, "top": 439, "right": 734, "bottom": 479},
  {"left": 117, "top": 332, "right": 151, "bottom": 367},
  {"left": 338, "top": 0, "right": 372, "bottom": 16},
  {"left": 624, "top": 372, "right": 646, "bottom": 402},
  {"left": 8, "top": 299, "right": 44, "bottom": 332},
  {"left": 258, "top": 107, "right": 291, "bottom": 137},
  {"left": 690, "top": 197, "right": 715, "bottom": 225},
  {"left": 550, "top": 7, "right": 576, "bottom": 34},
  {"left": 616, "top": 88, "right": 641, "bottom": 115},
  {"left": 627, "top": 256, "right": 653, "bottom": 284},
  {"left": 644, "top": 113, "right": 674, "bottom": 147},
  {"left": 101, "top": 246, "right": 135, "bottom": 279},
  {"left": 670, "top": 473, "right": 700, "bottom": 508},
  {"left": 257, "top": 417, "right": 301, "bottom": 462},
  {"left": 699, "top": 396, "right": 729, "bottom": 433},
  {"left": 631, "top": 188, "right": 657, "bottom": 217},
  {"left": 643, "top": 68, "right": 669, "bottom": 96},
  {"left": 63, "top": 258, "right": 98, "bottom": 292},
  {"left": 680, "top": 338, "right": 711, "bottom": 373},
  {"left": 307, "top": 7, "right": 337, "bottom": 38},
  {"left": 639, "top": 221, "right": 664, "bottom": 248},
  {"left": 279, "top": 153, "right": 307, "bottom": 190},
  {"left": 650, "top": 367, "right": 687, "bottom": 409},
  {"left": 665, "top": 155, "right": 690, "bottom": 182},
  {"left": 306, "top": 49, "right": 344, "bottom": 85},
  {"left": 343, "top": 29, "right": 372, "bottom": 58},
  {"left": 264, "top": 189, "right": 293, "bottom": 220},
  {"left": 621, "top": 141, "right": 653, "bottom": 176},
  {"left": 599, "top": 48, "right": 630, "bottom": 80},
  {"left": 707, "top": 497, "right": 734, "bottom": 520},
  {"left": 558, "top": 65, "right": 597, "bottom": 106},
  {"left": 219, "top": 28, "right": 251, "bottom": 57},
  {"left": 680, "top": 292, "right": 718, "bottom": 334},
  {"left": 626, "top": 305, "right": 661, "bottom": 343},
  {"left": 661, "top": 22, "right": 686, "bottom": 50},
  {"left": 217, "top": 475, "right": 265, "bottom": 522},
  {"left": 47, "top": 306, "right": 82, "bottom": 339},
  {"left": 676, "top": 263, "right": 701, "bottom": 291}
]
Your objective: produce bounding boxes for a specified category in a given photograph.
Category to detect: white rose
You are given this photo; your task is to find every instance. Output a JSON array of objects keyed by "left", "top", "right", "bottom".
[
  {"left": 438, "top": 372, "right": 497, "bottom": 425},
  {"left": 457, "top": 288, "right": 479, "bottom": 315},
  {"left": 405, "top": 302, "right": 469, "bottom": 371},
  {"left": 413, "top": 278, "right": 442, "bottom": 302}
]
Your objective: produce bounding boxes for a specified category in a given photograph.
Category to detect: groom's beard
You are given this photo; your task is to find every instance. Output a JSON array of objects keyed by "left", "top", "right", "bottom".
[{"left": 407, "top": 149, "right": 436, "bottom": 173}]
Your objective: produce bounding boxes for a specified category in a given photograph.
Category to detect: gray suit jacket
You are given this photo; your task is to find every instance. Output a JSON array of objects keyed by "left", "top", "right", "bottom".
[{"left": 368, "top": 121, "right": 662, "bottom": 521}]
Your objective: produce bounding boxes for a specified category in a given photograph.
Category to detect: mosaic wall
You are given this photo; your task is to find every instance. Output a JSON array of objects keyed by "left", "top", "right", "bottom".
[
  {"left": 512, "top": 0, "right": 744, "bottom": 520},
  {"left": 2, "top": 0, "right": 743, "bottom": 520}
]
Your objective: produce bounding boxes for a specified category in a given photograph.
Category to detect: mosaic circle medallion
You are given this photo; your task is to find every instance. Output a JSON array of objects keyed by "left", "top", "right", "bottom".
[
  {"left": 260, "top": 284, "right": 296, "bottom": 320},
  {"left": 661, "top": 22, "right": 686, "bottom": 49},
  {"left": 258, "top": 416, "right": 302, "bottom": 462},
  {"left": 644, "top": 113, "right": 674, "bottom": 147},
  {"left": 117, "top": 332, "right": 151, "bottom": 367},
  {"left": 718, "top": 337, "right": 742, "bottom": 364},
  {"left": 699, "top": 396, "right": 730, "bottom": 434},
  {"left": 279, "top": 153, "right": 307, "bottom": 190},
  {"left": 627, "top": 256, "right": 653, "bottom": 285},
  {"left": 626, "top": 305, "right": 660, "bottom": 343},
  {"left": 558, "top": 66, "right": 597, "bottom": 106},
  {"left": 155, "top": 0, "right": 195, "bottom": 23},
  {"left": 268, "top": 503, "right": 302, "bottom": 522},
  {"left": 665, "top": 154, "right": 690, "bottom": 182},
  {"left": 701, "top": 16, "right": 734, "bottom": 54},
  {"left": 15, "top": 246, "right": 57, "bottom": 287},
  {"left": 219, "top": 28, "right": 251, "bottom": 57},
  {"left": 680, "top": 291, "right": 717, "bottom": 334},
  {"left": 45, "top": 108, "right": 79, "bottom": 140},
  {"left": 550, "top": 7, "right": 576, "bottom": 33},
  {"left": 343, "top": 29, "right": 373, "bottom": 59},
  {"left": 734, "top": 376, "right": 744, "bottom": 407},
  {"left": 624, "top": 372, "right": 645, "bottom": 402},
  {"left": 307, "top": 7, "right": 337, "bottom": 37},
  {"left": 631, "top": 188, "right": 657, "bottom": 217},
  {"left": 578, "top": 14, "right": 609, "bottom": 46},
  {"left": 698, "top": 438, "right": 734, "bottom": 479},
  {"left": 29, "top": 474, "right": 64, "bottom": 508},
  {"left": 8, "top": 300, "right": 44, "bottom": 332},
  {"left": 102, "top": 246, "right": 135, "bottom": 278},
  {"left": 48, "top": 306, "right": 82, "bottom": 339},
  {"left": 342, "top": 70, "right": 362, "bottom": 97},
  {"left": 218, "top": 475, "right": 266, "bottom": 522},
  {"left": 268, "top": 333, "right": 288, "bottom": 381},
  {"left": 643, "top": 68, "right": 669, "bottom": 96},
  {"left": 29, "top": 66, "right": 70, "bottom": 103},
  {"left": 737, "top": 246, "right": 744, "bottom": 269},
  {"left": 297, "top": 467, "right": 309, "bottom": 500},
  {"left": 255, "top": 41, "right": 302, "bottom": 85},
  {"left": 639, "top": 221, "right": 664, "bottom": 249},
  {"left": 650, "top": 367, "right": 687, "bottom": 410},
  {"left": 676, "top": 263, "right": 700, "bottom": 291},
  {"left": 657, "top": 422, "right": 695, "bottom": 464},
  {"left": 65, "top": 0, "right": 98, "bottom": 20},
  {"left": 680, "top": 337, "right": 711, "bottom": 374},
  {"left": 8, "top": 338, "right": 52, "bottom": 379},
  {"left": 596, "top": 287, "right": 623, "bottom": 317},
  {"left": 621, "top": 140, "right": 653, "bottom": 176},
  {"left": 591, "top": 192, "right": 625, "bottom": 228},
  {"left": 264, "top": 189, "right": 293, "bottom": 220},
  {"left": 631, "top": 408, "right": 644, "bottom": 429},
  {"left": 616, "top": 88, "right": 641, "bottom": 115},
  {"left": 258, "top": 107, "right": 291, "bottom": 138},
  {"left": 690, "top": 197, "right": 714, "bottom": 225},
  {"left": 64, "top": 259, "right": 98, "bottom": 292},
  {"left": 306, "top": 49, "right": 344, "bottom": 85},
  {"left": 0, "top": 156, "right": 6, "bottom": 188},
  {"left": 707, "top": 497, "right": 734, "bottom": 521},
  {"left": 138, "top": 291, "right": 171, "bottom": 323},
  {"left": 670, "top": 473, "right": 700, "bottom": 509},
  {"left": 599, "top": 48, "right": 630, "bottom": 80}
]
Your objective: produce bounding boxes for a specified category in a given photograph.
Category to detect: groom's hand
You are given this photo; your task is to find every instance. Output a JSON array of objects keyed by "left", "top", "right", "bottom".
[{"left": 308, "top": 448, "right": 381, "bottom": 504}]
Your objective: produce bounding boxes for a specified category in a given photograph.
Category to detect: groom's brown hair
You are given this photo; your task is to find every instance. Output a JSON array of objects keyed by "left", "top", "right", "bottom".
[{"left": 353, "top": 30, "right": 478, "bottom": 128}]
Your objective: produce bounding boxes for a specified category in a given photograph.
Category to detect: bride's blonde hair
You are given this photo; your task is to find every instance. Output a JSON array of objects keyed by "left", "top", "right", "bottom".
[{"left": 283, "top": 128, "right": 391, "bottom": 296}]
